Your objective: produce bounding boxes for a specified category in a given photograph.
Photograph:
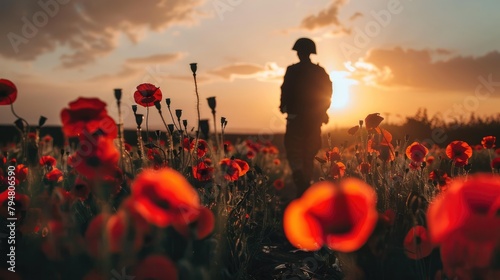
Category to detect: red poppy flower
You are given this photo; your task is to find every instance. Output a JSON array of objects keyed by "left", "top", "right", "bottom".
[
  {"left": 358, "top": 162, "right": 371, "bottom": 175},
  {"left": 0, "top": 79, "right": 17, "bottom": 105},
  {"left": 68, "top": 136, "right": 120, "bottom": 179},
  {"left": 194, "top": 139, "right": 209, "bottom": 158},
  {"left": 326, "top": 147, "right": 341, "bottom": 162},
  {"left": 445, "top": 140, "right": 472, "bottom": 164},
  {"left": 380, "top": 209, "right": 395, "bottom": 226},
  {"left": 124, "top": 142, "right": 132, "bottom": 152},
  {"left": 266, "top": 145, "right": 279, "bottom": 155},
  {"left": 15, "top": 164, "right": 28, "bottom": 182},
  {"left": 131, "top": 168, "right": 200, "bottom": 227},
  {"left": 273, "top": 159, "right": 281, "bottom": 166},
  {"left": 39, "top": 155, "right": 57, "bottom": 167},
  {"left": 365, "top": 113, "right": 384, "bottom": 130},
  {"left": 273, "top": 178, "right": 285, "bottom": 190},
  {"left": 134, "top": 83, "right": 162, "bottom": 107},
  {"left": 219, "top": 158, "right": 249, "bottom": 181},
  {"left": 347, "top": 125, "right": 359, "bottom": 135},
  {"left": 0, "top": 190, "right": 30, "bottom": 219},
  {"left": 223, "top": 140, "right": 234, "bottom": 153},
  {"left": 330, "top": 162, "right": 346, "bottom": 179},
  {"left": 403, "top": 226, "right": 433, "bottom": 260},
  {"left": 429, "top": 169, "right": 451, "bottom": 190},
  {"left": 246, "top": 150, "right": 256, "bottom": 159},
  {"left": 481, "top": 136, "right": 496, "bottom": 149},
  {"left": 367, "top": 129, "right": 395, "bottom": 162},
  {"left": 133, "top": 255, "right": 178, "bottom": 280},
  {"left": 492, "top": 157, "right": 500, "bottom": 170},
  {"left": 406, "top": 142, "right": 429, "bottom": 163},
  {"left": 427, "top": 174, "right": 500, "bottom": 277},
  {"left": 426, "top": 156, "right": 435, "bottom": 165},
  {"left": 192, "top": 161, "right": 214, "bottom": 181},
  {"left": 44, "top": 168, "right": 63, "bottom": 183},
  {"left": 42, "top": 135, "right": 53, "bottom": 143},
  {"left": 283, "top": 179, "right": 378, "bottom": 252},
  {"left": 172, "top": 206, "right": 215, "bottom": 239},
  {"left": 60, "top": 97, "right": 117, "bottom": 138}
]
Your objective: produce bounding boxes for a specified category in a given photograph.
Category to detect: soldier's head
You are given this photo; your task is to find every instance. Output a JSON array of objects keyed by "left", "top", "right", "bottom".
[{"left": 292, "top": 38, "right": 316, "bottom": 61}]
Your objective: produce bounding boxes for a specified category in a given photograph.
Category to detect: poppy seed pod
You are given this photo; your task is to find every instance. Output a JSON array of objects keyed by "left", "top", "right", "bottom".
[
  {"left": 135, "top": 114, "right": 144, "bottom": 127},
  {"left": 207, "top": 97, "right": 216, "bottom": 114},
  {"left": 154, "top": 100, "right": 161, "bottom": 111},
  {"left": 155, "top": 130, "right": 161, "bottom": 138},
  {"left": 38, "top": 116, "right": 47, "bottom": 127},
  {"left": 14, "top": 118, "right": 24, "bottom": 131},
  {"left": 359, "top": 120, "right": 363, "bottom": 127},
  {"left": 167, "top": 124, "right": 174, "bottom": 134},
  {"left": 190, "top": 63, "right": 197, "bottom": 75},
  {"left": 182, "top": 120, "right": 188, "bottom": 129},
  {"left": 114, "top": 89, "right": 122, "bottom": 102},
  {"left": 221, "top": 117, "right": 226, "bottom": 126},
  {"left": 175, "top": 109, "right": 182, "bottom": 119},
  {"left": 165, "top": 98, "right": 171, "bottom": 107},
  {"left": 132, "top": 105, "right": 138, "bottom": 114}
]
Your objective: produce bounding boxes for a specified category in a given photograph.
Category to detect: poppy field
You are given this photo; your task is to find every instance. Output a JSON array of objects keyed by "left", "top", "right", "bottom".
[{"left": 1, "top": 77, "right": 500, "bottom": 280}]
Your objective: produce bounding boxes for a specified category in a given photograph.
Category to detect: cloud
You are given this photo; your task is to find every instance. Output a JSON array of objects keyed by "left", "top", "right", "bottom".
[
  {"left": 349, "top": 48, "right": 500, "bottom": 92},
  {"left": 349, "top": 12, "right": 363, "bottom": 21},
  {"left": 207, "top": 62, "right": 285, "bottom": 81},
  {"left": 299, "top": 0, "right": 348, "bottom": 31},
  {"left": 126, "top": 53, "right": 185, "bottom": 65},
  {"left": 1, "top": 0, "right": 204, "bottom": 68},
  {"left": 87, "top": 52, "right": 184, "bottom": 82}
]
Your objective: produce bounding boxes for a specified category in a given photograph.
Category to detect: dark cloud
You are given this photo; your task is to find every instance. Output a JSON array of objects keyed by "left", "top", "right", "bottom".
[
  {"left": 299, "top": 0, "right": 347, "bottom": 30},
  {"left": 1, "top": 0, "right": 203, "bottom": 68},
  {"left": 351, "top": 48, "right": 500, "bottom": 92}
]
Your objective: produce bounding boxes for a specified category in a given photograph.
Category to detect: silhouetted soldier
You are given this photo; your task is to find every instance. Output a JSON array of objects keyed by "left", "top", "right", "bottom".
[{"left": 280, "top": 38, "right": 333, "bottom": 197}]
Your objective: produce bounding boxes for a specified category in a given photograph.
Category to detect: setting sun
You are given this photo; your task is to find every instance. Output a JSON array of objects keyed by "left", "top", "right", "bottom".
[{"left": 329, "top": 71, "right": 358, "bottom": 110}]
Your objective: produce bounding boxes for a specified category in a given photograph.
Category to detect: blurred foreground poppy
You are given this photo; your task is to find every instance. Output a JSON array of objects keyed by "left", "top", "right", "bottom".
[
  {"left": 60, "top": 97, "right": 117, "bottom": 138},
  {"left": 68, "top": 136, "right": 120, "bottom": 179},
  {"left": 283, "top": 178, "right": 378, "bottom": 252},
  {"left": 427, "top": 174, "right": 500, "bottom": 278},
  {"left": 133, "top": 255, "right": 178, "bottom": 280},
  {"left": 131, "top": 168, "right": 200, "bottom": 227}
]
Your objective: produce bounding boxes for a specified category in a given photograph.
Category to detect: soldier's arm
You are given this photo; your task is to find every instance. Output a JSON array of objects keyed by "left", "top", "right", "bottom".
[{"left": 280, "top": 66, "right": 293, "bottom": 113}]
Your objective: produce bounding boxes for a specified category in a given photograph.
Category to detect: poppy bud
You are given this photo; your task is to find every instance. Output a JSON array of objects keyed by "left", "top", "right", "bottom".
[
  {"left": 154, "top": 100, "right": 161, "bottom": 111},
  {"left": 132, "top": 105, "right": 138, "bottom": 114},
  {"left": 421, "top": 162, "right": 427, "bottom": 168},
  {"left": 190, "top": 63, "right": 197, "bottom": 75},
  {"left": 359, "top": 120, "right": 364, "bottom": 127},
  {"left": 37, "top": 116, "right": 47, "bottom": 128},
  {"left": 60, "top": 149, "right": 65, "bottom": 156},
  {"left": 221, "top": 117, "right": 226, "bottom": 126},
  {"left": 155, "top": 130, "right": 161, "bottom": 138},
  {"left": 182, "top": 119, "right": 188, "bottom": 129},
  {"left": 207, "top": 97, "right": 216, "bottom": 114},
  {"left": 135, "top": 114, "right": 144, "bottom": 127},
  {"left": 114, "top": 88, "right": 122, "bottom": 101},
  {"left": 224, "top": 120, "right": 228, "bottom": 128},
  {"left": 165, "top": 98, "right": 171, "bottom": 107},
  {"left": 175, "top": 109, "right": 182, "bottom": 120}
]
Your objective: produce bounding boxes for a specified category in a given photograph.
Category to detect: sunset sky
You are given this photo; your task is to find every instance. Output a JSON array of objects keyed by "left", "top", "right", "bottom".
[{"left": 1, "top": 0, "right": 500, "bottom": 134}]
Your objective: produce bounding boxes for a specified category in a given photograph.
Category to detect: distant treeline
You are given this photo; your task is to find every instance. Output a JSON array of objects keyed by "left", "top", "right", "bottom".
[{"left": 1, "top": 109, "right": 499, "bottom": 150}]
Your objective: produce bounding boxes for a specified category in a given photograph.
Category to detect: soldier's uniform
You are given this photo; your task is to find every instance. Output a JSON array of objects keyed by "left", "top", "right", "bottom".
[{"left": 280, "top": 40, "right": 333, "bottom": 197}]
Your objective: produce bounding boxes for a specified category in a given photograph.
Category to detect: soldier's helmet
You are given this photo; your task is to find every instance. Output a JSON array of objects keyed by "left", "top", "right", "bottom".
[{"left": 292, "top": 38, "right": 317, "bottom": 54}]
